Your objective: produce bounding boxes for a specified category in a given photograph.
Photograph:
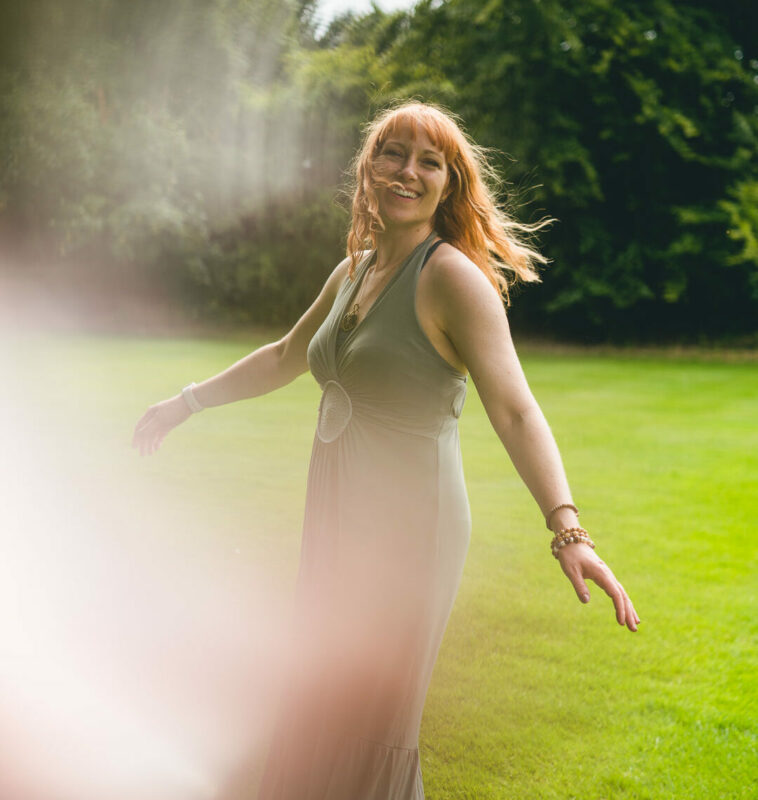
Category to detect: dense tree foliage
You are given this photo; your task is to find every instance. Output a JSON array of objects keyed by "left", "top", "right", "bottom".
[
  {"left": 400, "top": 0, "right": 758, "bottom": 340},
  {"left": 0, "top": 0, "right": 311, "bottom": 278},
  {"left": 1, "top": 0, "right": 755, "bottom": 342}
]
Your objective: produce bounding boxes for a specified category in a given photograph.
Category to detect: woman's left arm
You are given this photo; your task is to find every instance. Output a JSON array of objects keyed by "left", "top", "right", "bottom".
[{"left": 430, "top": 251, "right": 640, "bottom": 632}]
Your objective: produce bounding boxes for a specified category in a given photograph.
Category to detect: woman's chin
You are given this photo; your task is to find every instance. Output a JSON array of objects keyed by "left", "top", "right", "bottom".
[{"left": 377, "top": 210, "right": 434, "bottom": 232}]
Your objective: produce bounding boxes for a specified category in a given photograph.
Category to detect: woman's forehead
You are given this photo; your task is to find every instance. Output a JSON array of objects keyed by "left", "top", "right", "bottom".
[{"left": 382, "top": 119, "right": 444, "bottom": 154}]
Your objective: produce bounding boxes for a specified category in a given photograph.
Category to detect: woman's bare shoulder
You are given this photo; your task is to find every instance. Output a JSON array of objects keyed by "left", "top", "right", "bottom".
[{"left": 422, "top": 242, "right": 501, "bottom": 309}]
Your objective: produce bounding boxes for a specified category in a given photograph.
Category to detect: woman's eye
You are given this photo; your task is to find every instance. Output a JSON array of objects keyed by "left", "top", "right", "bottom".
[{"left": 380, "top": 148, "right": 440, "bottom": 167}]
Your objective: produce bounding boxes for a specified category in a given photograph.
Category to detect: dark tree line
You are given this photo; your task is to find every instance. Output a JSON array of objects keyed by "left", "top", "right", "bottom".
[{"left": 1, "top": 0, "right": 756, "bottom": 342}]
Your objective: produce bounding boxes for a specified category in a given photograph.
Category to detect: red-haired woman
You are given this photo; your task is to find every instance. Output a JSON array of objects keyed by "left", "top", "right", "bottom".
[{"left": 133, "top": 100, "right": 639, "bottom": 799}]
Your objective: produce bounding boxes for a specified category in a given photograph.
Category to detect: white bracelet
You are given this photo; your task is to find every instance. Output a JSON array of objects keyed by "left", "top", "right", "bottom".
[{"left": 181, "top": 382, "right": 204, "bottom": 413}]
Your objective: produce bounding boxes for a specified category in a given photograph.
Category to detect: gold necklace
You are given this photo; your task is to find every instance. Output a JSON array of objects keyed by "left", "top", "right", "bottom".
[
  {"left": 340, "top": 262, "right": 375, "bottom": 332},
  {"left": 340, "top": 304, "right": 361, "bottom": 332}
]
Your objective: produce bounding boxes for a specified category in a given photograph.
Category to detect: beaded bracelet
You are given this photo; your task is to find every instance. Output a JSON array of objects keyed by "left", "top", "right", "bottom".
[
  {"left": 550, "top": 526, "right": 596, "bottom": 559},
  {"left": 551, "top": 526, "right": 592, "bottom": 547},
  {"left": 551, "top": 535, "right": 594, "bottom": 559},
  {"left": 545, "top": 502, "right": 579, "bottom": 530},
  {"left": 552, "top": 536, "right": 594, "bottom": 559}
]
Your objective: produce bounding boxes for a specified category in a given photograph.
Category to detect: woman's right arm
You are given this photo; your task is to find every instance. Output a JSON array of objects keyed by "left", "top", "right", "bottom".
[
  {"left": 132, "top": 257, "right": 351, "bottom": 456},
  {"left": 192, "top": 257, "right": 350, "bottom": 407}
]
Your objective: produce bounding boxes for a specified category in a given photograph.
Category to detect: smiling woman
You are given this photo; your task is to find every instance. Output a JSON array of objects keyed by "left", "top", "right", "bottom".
[
  {"left": 133, "top": 99, "right": 640, "bottom": 800},
  {"left": 345, "top": 102, "right": 550, "bottom": 305},
  {"left": 377, "top": 135, "right": 448, "bottom": 212}
]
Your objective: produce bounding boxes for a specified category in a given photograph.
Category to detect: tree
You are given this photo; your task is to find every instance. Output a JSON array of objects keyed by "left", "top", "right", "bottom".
[{"left": 386, "top": 0, "right": 758, "bottom": 341}]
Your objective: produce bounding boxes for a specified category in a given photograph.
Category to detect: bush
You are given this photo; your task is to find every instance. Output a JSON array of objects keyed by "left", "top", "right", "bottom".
[{"left": 171, "top": 189, "right": 351, "bottom": 326}]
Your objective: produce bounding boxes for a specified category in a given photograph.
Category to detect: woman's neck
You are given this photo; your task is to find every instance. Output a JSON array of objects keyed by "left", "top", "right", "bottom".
[{"left": 373, "top": 224, "right": 435, "bottom": 273}]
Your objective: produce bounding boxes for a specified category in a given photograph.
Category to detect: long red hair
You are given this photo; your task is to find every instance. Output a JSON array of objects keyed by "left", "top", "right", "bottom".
[{"left": 344, "top": 100, "right": 556, "bottom": 306}]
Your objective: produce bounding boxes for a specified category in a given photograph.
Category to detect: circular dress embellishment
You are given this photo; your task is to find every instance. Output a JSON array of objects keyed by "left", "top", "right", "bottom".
[{"left": 317, "top": 380, "right": 353, "bottom": 443}]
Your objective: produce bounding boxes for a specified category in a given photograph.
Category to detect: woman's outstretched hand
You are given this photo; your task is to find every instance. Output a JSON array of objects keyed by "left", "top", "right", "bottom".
[
  {"left": 132, "top": 395, "right": 191, "bottom": 456},
  {"left": 557, "top": 543, "right": 640, "bottom": 632}
]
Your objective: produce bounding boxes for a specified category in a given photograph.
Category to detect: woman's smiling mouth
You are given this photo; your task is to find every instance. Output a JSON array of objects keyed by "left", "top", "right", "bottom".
[{"left": 391, "top": 187, "right": 420, "bottom": 200}]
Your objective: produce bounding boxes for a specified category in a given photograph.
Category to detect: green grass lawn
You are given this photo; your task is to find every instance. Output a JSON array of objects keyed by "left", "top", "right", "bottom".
[{"left": 7, "top": 330, "right": 757, "bottom": 799}]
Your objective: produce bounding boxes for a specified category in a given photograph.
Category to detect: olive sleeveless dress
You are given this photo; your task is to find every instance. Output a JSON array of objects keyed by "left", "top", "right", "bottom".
[{"left": 256, "top": 231, "right": 471, "bottom": 799}]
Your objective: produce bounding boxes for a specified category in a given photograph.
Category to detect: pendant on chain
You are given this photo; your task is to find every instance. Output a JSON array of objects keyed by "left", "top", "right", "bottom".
[{"left": 340, "top": 304, "right": 359, "bottom": 332}]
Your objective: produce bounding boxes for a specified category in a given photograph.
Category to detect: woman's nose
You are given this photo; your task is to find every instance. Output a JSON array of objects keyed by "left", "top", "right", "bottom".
[{"left": 398, "top": 157, "right": 418, "bottom": 179}]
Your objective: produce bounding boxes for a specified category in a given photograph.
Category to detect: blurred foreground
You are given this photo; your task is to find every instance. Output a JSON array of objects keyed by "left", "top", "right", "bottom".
[
  {"left": 1, "top": 302, "right": 756, "bottom": 798},
  {"left": 0, "top": 307, "right": 304, "bottom": 800}
]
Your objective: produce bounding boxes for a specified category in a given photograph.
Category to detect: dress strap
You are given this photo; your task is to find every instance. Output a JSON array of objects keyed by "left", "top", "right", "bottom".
[{"left": 421, "top": 239, "right": 445, "bottom": 270}]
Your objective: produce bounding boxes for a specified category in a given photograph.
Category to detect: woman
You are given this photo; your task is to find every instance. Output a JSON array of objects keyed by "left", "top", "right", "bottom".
[{"left": 133, "top": 101, "right": 639, "bottom": 799}]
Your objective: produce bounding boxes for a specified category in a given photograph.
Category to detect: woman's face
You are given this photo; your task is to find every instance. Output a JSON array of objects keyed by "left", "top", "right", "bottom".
[{"left": 373, "top": 123, "right": 449, "bottom": 230}]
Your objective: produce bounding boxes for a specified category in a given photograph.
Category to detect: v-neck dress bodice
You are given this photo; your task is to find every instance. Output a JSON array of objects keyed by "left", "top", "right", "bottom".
[{"left": 256, "top": 231, "right": 471, "bottom": 800}]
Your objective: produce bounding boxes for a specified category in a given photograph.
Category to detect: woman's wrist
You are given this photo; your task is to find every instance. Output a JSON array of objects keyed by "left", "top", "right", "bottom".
[
  {"left": 549, "top": 507, "right": 580, "bottom": 533},
  {"left": 171, "top": 393, "right": 194, "bottom": 417},
  {"left": 181, "top": 382, "right": 205, "bottom": 413},
  {"left": 550, "top": 526, "right": 595, "bottom": 558}
]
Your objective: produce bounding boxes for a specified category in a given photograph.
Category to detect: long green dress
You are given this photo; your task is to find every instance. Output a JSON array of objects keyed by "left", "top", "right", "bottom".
[{"left": 256, "top": 231, "right": 471, "bottom": 799}]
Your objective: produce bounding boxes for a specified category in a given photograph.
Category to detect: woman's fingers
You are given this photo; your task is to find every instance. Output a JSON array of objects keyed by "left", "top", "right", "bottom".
[
  {"left": 624, "top": 594, "right": 639, "bottom": 632},
  {"left": 592, "top": 563, "right": 626, "bottom": 626},
  {"left": 560, "top": 547, "right": 641, "bottom": 633},
  {"left": 133, "top": 408, "right": 156, "bottom": 432},
  {"left": 135, "top": 426, "right": 157, "bottom": 455},
  {"left": 132, "top": 408, "right": 157, "bottom": 448},
  {"left": 622, "top": 586, "right": 641, "bottom": 628},
  {"left": 133, "top": 397, "right": 190, "bottom": 455},
  {"left": 132, "top": 408, "right": 170, "bottom": 455},
  {"left": 590, "top": 564, "right": 640, "bottom": 632},
  {"left": 562, "top": 561, "right": 591, "bottom": 603},
  {"left": 147, "top": 428, "right": 162, "bottom": 455}
]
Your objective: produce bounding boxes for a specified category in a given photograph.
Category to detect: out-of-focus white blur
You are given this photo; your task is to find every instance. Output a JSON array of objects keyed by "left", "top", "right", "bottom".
[
  {"left": 0, "top": 328, "right": 296, "bottom": 800},
  {"left": 0, "top": 0, "right": 361, "bottom": 794}
]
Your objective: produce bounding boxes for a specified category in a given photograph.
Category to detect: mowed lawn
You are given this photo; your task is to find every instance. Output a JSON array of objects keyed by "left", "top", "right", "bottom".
[{"left": 8, "top": 330, "right": 757, "bottom": 799}]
